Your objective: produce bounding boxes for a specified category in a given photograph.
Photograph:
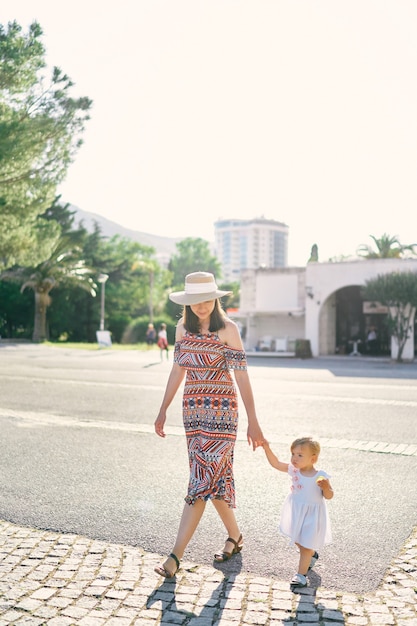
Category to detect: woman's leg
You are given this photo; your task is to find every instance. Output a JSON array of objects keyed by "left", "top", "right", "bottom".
[
  {"left": 211, "top": 498, "right": 242, "bottom": 554},
  {"left": 158, "top": 499, "right": 206, "bottom": 575}
]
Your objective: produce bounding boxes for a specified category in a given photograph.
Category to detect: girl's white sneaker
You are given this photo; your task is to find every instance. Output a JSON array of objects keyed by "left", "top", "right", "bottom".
[{"left": 290, "top": 573, "right": 307, "bottom": 588}]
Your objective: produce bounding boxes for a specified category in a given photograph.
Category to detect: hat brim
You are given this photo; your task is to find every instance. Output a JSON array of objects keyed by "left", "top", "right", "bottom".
[{"left": 169, "top": 290, "right": 232, "bottom": 305}]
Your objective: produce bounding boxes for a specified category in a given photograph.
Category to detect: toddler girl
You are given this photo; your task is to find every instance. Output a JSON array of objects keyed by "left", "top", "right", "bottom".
[{"left": 262, "top": 436, "right": 333, "bottom": 589}]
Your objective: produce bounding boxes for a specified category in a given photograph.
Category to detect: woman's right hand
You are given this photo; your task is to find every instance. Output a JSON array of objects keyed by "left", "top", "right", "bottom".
[{"left": 154, "top": 411, "right": 167, "bottom": 438}]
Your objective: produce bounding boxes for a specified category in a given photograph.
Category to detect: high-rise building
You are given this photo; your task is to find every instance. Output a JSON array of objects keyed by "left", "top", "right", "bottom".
[{"left": 214, "top": 217, "right": 289, "bottom": 282}]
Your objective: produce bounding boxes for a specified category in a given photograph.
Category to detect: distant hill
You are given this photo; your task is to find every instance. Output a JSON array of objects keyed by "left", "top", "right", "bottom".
[{"left": 70, "top": 206, "right": 183, "bottom": 266}]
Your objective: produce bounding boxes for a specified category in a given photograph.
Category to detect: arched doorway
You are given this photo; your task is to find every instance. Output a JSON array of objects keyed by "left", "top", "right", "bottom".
[{"left": 334, "top": 285, "right": 390, "bottom": 356}]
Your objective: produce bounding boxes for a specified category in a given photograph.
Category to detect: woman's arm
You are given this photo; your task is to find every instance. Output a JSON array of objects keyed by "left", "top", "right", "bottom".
[
  {"left": 234, "top": 368, "right": 264, "bottom": 449},
  {"left": 154, "top": 322, "right": 186, "bottom": 438},
  {"left": 154, "top": 364, "right": 185, "bottom": 438},
  {"left": 221, "top": 319, "right": 264, "bottom": 450}
]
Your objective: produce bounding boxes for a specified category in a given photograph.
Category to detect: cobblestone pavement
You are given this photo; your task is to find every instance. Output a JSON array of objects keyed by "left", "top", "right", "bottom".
[{"left": 0, "top": 520, "right": 416, "bottom": 626}]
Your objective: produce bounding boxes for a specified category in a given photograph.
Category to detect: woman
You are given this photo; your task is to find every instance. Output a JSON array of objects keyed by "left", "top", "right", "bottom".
[{"left": 154, "top": 271, "right": 264, "bottom": 578}]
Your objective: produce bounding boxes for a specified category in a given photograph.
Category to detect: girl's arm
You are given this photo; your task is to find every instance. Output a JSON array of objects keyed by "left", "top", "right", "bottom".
[
  {"left": 316, "top": 476, "right": 334, "bottom": 500},
  {"left": 262, "top": 441, "right": 289, "bottom": 472}
]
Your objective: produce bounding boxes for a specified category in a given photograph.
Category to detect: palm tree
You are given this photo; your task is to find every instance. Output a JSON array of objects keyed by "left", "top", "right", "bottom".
[
  {"left": 357, "top": 234, "right": 417, "bottom": 259},
  {"left": 3, "top": 234, "right": 96, "bottom": 342}
]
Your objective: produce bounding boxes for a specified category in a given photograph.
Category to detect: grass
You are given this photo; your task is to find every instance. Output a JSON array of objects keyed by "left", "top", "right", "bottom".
[{"left": 44, "top": 341, "right": 152, "bottom": 351}]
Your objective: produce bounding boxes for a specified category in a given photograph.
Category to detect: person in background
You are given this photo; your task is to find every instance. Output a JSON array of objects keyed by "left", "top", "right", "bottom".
[
  {"left": 262, "top": 436, "right": 333, "bottom": 590},
  {"left": 153, "top": 271, "right": 265, "bottom": 578},
  {"left": 366, "top": 326, "right": 378, "bottom": 355},
  {"left": 157, "top": 323, "right": 169, "bottom": 360},
  {"left": 145, "top": 323, "right": 156, "bottom": 348}
]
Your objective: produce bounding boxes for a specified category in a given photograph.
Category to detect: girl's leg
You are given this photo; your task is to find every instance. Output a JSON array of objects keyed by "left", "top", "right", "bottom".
[
  {"left": 211, "top": 499, "right": 242, "bottom": 554},
  {"left": 295, "top": 543, "right": 315, "bottom": 575},
  {"left": 158, "top": 499, "right": 206, "bottom": 575}
]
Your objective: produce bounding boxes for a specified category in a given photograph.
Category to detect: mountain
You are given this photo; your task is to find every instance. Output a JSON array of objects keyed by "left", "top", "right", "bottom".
[{"left": 70, "top": 206, "right": 183, "bottom": 266}]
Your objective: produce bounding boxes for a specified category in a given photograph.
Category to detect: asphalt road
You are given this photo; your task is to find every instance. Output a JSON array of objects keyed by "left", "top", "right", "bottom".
[{"left": 0, "top": 342, "right": 416, "bottom": 593}]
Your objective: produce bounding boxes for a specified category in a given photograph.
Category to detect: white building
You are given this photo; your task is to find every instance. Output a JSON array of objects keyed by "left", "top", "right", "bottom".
[
  {"left": 236, "top": 259, "right": 417, "bottom": 361},
  {"left": 214, "top": 217, "right": 289, "bottom": 282}
]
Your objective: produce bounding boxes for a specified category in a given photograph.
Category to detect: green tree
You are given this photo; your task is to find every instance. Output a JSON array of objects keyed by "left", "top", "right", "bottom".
[
  {"left": 0, "top": 280, "right": 33, "bottom": 338},
  {"left": 2, "top": 231, "right": 96, "bottom": 342},
  {"left": 0, "top": 20, "right": 92, "bottom": 270},
  {"left": 168, "top": 237, "right": 221, "bottom": 287},
  {"left": 363, "top": 272, "right": 417, "bottom": 362},
  {"left": 166, "top": 237, "right": 222, "bottom": 319},
  {"left": 357, "top": 234, "right": 416, "bottom": 259},
  {"left": 133, "top": 257, "right": 172, "bottom": 324},
  {"left": 93, "top": 238, "right": 170, "bottom": 342}
]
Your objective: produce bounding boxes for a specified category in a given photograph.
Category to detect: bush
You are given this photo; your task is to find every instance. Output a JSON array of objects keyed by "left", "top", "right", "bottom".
[
  {"left": 121, "top": 316, "right": 176, "bottom": 345},
  {"left": 295, "top": 339, "right": 312, "bottom": 359}
]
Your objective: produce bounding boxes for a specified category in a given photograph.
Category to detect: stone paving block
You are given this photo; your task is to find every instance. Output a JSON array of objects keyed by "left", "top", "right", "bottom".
[
  {"left": 47, "top": 596, "right": 73, "bottom": 608},
  {"left": 367, "top": 614, "right": 395, "bottom": 624},
  {"left": 217, "top": 608, "right": 243, "bottom": 622},
  {"left": 61, "top": 604, "right": 90, "bottom": 619},
  {"left": 30, "top": 586, "right": 57, "bottom": 600},
  {"left": 293, "top": 614, "right": 319, "bottom": 623},
  {"left": 344, "top": 617, "right": 368, "bottom": 625},
  {"left": 243, "top": 609, "right": 269, "bottom": 624},
  {"left": 343, "top": 603, "right": 365, "bottom": 616},
  {"left": 220, "top": 597, "right": 243, "bottom": 609},
  {"left": 78, "top": 616, "right": 104, "bottom": 626},
  {"left": 32, "top": 605, "right": 59, "bottom": 619},
  {"left": 196, "top": 595, "right": 221, "bottom": 608},
  {"left": 158, "top": 609, "right": 187, "bottom": 623},
  {"left": 105, "top": 617, "right": 133, "bottom": 625},
  {"left": 84, "top": 609, "right": 113, "bottom": 620},
  {"left": 321, "top": 608, "right": 345, "bottom": 622},
  {"left": 188, "top": 617, "right": 218, "bottom": 626},
  {"left": 37, "top": 616, "right": 74, "bottom": 625}
]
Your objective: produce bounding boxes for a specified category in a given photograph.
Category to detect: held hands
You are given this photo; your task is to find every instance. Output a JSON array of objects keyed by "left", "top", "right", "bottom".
[{"left": 247, "top": 422, "right": 265, "bottom": 451}]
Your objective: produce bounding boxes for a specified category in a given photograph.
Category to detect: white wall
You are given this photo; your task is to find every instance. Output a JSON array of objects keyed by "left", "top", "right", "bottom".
[
  {"left": 255, "top": 273, "right": 299, "bottom": 311},
  {"left": 240, "top": 268, "right": 305, "bottom": 350}
]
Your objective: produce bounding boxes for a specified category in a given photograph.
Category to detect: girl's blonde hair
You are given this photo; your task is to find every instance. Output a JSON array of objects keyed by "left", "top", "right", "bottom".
[{"left": 291, "top": 436, "right": 321, "bottom": 456}]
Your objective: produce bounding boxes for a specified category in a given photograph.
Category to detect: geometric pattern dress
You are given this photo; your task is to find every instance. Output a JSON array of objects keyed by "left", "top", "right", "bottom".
[{"left": 173, "top": 331, "right": 247, "bottom": 508}]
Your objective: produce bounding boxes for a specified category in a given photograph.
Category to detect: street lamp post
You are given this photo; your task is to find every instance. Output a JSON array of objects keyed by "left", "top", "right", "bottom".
[{"left": 97, "top": 273, "right": 109, "bottom": 331}]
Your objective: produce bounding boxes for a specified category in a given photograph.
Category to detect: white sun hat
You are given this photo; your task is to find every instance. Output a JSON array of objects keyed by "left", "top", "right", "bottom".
[{"left": 169, "top": 272, "right": 231, "bottom": 305}]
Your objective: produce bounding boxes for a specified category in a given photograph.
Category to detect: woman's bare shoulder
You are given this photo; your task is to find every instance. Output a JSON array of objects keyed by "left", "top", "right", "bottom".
[
  {"left": 175, "top": 319, "right": 186, "bottom": 340},
  {"left": 219, "top": 318, "right": 243, "bottom": 349}
]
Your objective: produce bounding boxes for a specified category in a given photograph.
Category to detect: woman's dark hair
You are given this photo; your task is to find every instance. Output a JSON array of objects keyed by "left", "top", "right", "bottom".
[{"left": 183, "top": 300, "right": 227, "bottom": 334}]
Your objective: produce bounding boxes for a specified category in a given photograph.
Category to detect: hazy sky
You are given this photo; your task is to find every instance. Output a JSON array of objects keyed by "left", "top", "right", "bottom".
[{"left": 4, "top": 1, "right": 417, "bottom": 265}]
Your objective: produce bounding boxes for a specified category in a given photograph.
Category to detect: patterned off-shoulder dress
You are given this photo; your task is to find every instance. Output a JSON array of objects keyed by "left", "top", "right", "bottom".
[{"left": 174, "top": 331, "right": 247, "bottom": 508}]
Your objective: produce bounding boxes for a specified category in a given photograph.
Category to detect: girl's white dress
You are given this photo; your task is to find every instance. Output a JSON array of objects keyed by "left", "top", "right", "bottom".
[{"left": 279, "top": 463, "right": 332, "bottom": 550}]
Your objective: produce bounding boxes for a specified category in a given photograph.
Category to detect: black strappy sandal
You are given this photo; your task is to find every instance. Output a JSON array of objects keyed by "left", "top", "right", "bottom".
[
  {"left": 214, "top": 534, "right": 243, "bottom": 563},
  {"left": 154, "top": 553, "right": 180, "bottom": 578}
]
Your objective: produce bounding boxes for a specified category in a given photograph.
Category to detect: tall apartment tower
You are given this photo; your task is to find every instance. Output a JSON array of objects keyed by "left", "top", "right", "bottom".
[{"left": 214, "top": 217, "right": 289, "bottom": 282}]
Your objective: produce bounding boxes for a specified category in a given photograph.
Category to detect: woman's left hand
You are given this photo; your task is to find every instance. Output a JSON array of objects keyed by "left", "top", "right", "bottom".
[{"left": 247, "top": 422, "right": 265, "bottom": 451}]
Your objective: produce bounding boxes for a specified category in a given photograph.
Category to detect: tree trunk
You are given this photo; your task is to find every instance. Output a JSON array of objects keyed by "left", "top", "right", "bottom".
[
  {"left": 32, "top": 290, "right": 51, "bottom": 342},
  {"left": 389, "top": 304, "right": 415, "bottom": 362}
]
